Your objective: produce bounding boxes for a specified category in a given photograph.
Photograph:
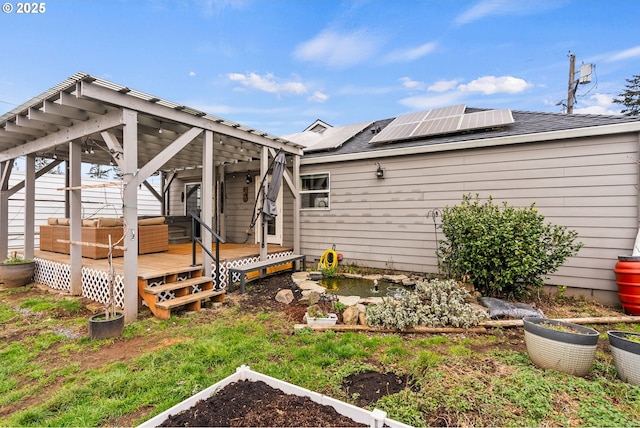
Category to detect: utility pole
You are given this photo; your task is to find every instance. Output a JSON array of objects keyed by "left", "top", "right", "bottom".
[{"left": 567, "top": 52, "right": 576, "bottom": 114}]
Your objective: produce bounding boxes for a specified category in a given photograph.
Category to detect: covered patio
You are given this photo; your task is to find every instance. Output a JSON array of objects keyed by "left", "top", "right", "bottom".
[{"left": 0, "top": 72, "right": 304, "bottom": 320}]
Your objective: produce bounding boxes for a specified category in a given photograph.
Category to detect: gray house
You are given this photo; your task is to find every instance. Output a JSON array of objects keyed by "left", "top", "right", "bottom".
[{"left": 275, "top": 105, "right": 640, "bottom": 305}]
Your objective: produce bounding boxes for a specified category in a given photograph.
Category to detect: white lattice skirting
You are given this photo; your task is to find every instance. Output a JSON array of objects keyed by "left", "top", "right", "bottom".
[
  {"left": 33, "top": 253, "right": 292, "bottom": 308},
  {"left": 226, "top": 251, "right": 294, "bottom": 284}
]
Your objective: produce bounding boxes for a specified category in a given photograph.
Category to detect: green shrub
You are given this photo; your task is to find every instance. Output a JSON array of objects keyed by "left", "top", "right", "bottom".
[{"left": 436, "top": 194, "right": 582, "bottom": 298}]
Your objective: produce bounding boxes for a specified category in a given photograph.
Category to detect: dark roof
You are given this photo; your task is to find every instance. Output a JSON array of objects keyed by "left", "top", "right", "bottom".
[{"left": 303, "top": 108, "right": 640, "bottom": 159}]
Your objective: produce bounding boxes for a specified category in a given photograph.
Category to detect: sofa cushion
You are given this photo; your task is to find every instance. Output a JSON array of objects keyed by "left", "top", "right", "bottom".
[
  {"left": 47, "top": 218, "right": 59, "bottom": 225},
  {"left": 83, "top": 218, "right": 99, "bottom": 227},
  {"left": 58, "top": 218, "right": 70, "bottom": 226},
  {"left": 96, "top": 217, "right": 122, "bottom": 228},
  {"left": 138, "top": 216, "right": 166, "bottom": 226}
]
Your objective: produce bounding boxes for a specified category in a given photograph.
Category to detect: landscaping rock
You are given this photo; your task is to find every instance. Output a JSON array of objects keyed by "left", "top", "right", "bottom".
[
  {"left": 297, "top": 280, "right": 326, "bottom": 293},
  {"left": 337, "top": 295, "right": 360, "bottom": 307},
  {"left": 382, "top": 274, "right": 409, "bottom": 284},
  {"left": 362, "top": 274, "right": 383, "bottom": 281},
  {"left": 402, "top": 278, "right": 416, "bottom": 287},
  {"left": 359, "top": 296, "right": 384, "bottom": 305},
  {"left": 308, "top": 271, "right": 324, "bottom": 281},
  {"left": 359, "top": 312, "right": 367, "bottom": 325},
  {"left": 291, "top": 272, "right": 310, "bottom": 283},
  {"left": 343, "top": 306, "right": 360, "bottom": 325},
  {"left": 275, "top": 289, "right": 294, "bottom": 304}
]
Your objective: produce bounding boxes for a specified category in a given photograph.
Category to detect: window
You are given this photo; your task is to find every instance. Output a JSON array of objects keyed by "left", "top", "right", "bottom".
[{"left": 301, "top": 172, "right": 329, "bottom": 209}]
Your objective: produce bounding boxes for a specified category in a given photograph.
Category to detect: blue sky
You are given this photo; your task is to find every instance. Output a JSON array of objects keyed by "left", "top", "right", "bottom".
[{"left": 1, "top": 0, "right": 639, "bottom": 137}]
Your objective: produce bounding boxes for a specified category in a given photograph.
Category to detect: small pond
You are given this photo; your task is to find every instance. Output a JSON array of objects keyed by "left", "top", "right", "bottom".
[{"left": 318, "top": 277, "right": 412, "bottom": 298}]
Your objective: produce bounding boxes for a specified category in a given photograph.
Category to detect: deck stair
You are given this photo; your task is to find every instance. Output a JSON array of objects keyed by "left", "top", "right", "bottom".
[
  {"left": 138, "top": 265, "right": 224, "bottom": 320},
  {"left": 168, "top": 225, "right": 191, "bottom": 244}
]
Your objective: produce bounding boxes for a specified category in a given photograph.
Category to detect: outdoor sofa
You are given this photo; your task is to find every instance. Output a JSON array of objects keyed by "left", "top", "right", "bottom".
[{"left": 39, "top": 216, "right": 168, "bottom": 259}]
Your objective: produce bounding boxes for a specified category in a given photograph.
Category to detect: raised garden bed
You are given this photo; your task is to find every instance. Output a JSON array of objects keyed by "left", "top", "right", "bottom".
[{"left": 139, "top": 365, "right": 411, "bottom": 428}]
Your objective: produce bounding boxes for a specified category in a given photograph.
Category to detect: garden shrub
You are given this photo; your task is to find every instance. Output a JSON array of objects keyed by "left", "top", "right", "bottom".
[
  {"left": 436, "top": 194, "right": 583, "bottom": 298},
  {"left": 365, "top": 278, "right": 488, "bottom": 329}
]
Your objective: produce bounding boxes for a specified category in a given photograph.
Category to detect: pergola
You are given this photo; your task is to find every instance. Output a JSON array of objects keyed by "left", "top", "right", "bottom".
[{"left": 0, "top": 72, "right": 304, "bottom": 320}]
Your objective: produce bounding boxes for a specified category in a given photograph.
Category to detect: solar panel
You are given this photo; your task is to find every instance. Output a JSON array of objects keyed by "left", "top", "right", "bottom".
[
  {"left": 285, "top": 121, "right": 373, "bottom": 152},
  {"left": 458, "top": 109, "right": 514, "bottom": 131},
  {"left": 370, "top": 105, "right": 467, "bottom": 143},
  {"left": 424, "top": 104, "right": 466, "bottom": 120},
  {"left": 389, "top": 110, "right": 430, "bottom": 125},
  {"left": 413, "top": 115, "right": 462, "bottom": 136},
  {"left": 371, "top": 105, "right": 514, "bottom": 144}
]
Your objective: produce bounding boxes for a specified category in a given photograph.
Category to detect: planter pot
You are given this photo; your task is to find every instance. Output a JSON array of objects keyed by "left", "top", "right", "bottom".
[
  {"left": 613, "top": 256, "right": 640, "bottom": 315},
  {"left": 523, "top": 317, "right": 600, "bottom": 377},
  {"left": 305, "top": 312, "right": 338, "bottom": 326},
  {"left": 0, "top": 261, "right": 35, "bottom": 288},
  {"left": 607, "top": 330, "right": 640, "bottom": 386},
  {"left": 89, "top": 312, "right": 124, "bottom": 340},
  {"left": 138, "top": 365, "right": 411, "bottom": 428}
]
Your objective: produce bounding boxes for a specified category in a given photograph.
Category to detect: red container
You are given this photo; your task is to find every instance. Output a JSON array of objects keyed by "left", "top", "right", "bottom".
[{"left": 614, "top": 256, "right": 640, "bottom": 316}]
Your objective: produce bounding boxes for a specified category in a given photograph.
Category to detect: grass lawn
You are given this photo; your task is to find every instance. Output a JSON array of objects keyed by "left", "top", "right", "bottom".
[{"left": 1, "top": 278, "right": 639, "bottom": 427}]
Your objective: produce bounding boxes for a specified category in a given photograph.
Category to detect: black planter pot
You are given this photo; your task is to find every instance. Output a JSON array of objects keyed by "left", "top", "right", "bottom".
[{"left": 89, "top": 312, "right": 124, "bottom": 340}]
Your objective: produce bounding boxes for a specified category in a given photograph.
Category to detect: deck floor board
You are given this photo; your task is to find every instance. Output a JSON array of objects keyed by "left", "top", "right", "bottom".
[{"left": 34, "top": 243, "right": 293, "bottom": 277}]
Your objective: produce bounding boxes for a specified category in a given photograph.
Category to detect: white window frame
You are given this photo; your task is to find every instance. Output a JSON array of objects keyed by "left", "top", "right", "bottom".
[{"left": 300, "top": 172, "right": 330, "bottom": 210}]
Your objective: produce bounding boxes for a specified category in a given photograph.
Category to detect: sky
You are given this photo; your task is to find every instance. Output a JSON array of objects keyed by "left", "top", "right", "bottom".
[{"left": 1, "top": 0, "right": 639, "bottom": 137}]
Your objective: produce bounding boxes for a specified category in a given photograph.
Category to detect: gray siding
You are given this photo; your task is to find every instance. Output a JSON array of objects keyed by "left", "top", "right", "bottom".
[
  {"left": 224, "top": 173, "right": 257, "bottom": 244},
  {"left": 300, "top": 133, "right": 640, "bottom": 292}
]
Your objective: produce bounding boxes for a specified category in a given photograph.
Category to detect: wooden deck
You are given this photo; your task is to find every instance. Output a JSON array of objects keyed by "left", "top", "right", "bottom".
[{"left": 34, "top": 242, "right": 294, "bottom": 277}]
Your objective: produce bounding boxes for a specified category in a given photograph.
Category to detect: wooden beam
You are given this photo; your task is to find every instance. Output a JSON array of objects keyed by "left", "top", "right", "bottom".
[
  {"left": 79, "top": 81, "right": 303, "bottom": 156},
  {"left": 137, "top": 126, "right": 203, "bottom": 182},
  {"left": 28, "top": 107, "right": 74, "bottom": 127},
  {"left": 0, "top": 110, "right": 122, "bottom": 162},
  {"left": 43, "top": 100, "right": 90, "bottom": 121},
  {"left": 8, "top": 159, "right": 64, "bottom": 196},
  {"left": 58, "top": 90, "right": 108, "bottom": 114},
  {"left": 57, "top": 181, "right": 122, "bottom": 191}
]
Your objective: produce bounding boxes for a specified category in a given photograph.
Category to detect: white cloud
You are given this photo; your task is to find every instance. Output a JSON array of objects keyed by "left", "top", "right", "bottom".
[
  {"left": 384, "top": 42, "right": 437, "bottom": 63},
  {"left": 227, "top": 72, "right": 307, "bottom": 95},
  {"left": 189, "top": 71, "right": 196, "bottom": 77},
  {"left": 293, "top": 29, "right": 381, "bottom": 69},
  {"left": 308, "top": 91, "right": 329, "bottom": 103},
  {"left": 573, "top": 93, "right": 622, "bottom": 115},
  {"left": 458, "top": 75, "right": 532, "bottom": 94},
  {"left": 400, "top": 77, "right": 424, "bottom": 90},
  {"left": 455, "top": 0, "right": 563, "bottom": 25},
  {"left": 606, "top": 45, "right": 640, "bottom": 62},
  {"left": 428, "top": 79, "right": 460, "bottom": 92}
]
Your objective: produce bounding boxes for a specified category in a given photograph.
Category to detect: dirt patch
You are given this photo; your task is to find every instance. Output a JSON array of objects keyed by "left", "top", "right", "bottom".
[
  {"left": 158, "top": 380, "right": 367, "bottom": 427},
  {"left": 343, "top": 371, "right": 412, "bottom": 408}
]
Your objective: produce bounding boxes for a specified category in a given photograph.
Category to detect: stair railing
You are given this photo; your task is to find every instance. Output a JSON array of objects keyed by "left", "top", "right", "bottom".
[{"left": 188, "top": 211, "right": 225, "bottom": 290}]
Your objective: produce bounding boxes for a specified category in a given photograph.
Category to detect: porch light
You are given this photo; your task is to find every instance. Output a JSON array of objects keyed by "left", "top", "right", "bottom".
[
  {"left": 158, "top": 122, "right": 163, "bottom": 134},
  {"left": 375, "top": 162, "right": 384, "bottom": 179},
  {"left": 246, "top": 173, "right": 253, "bottom": 184}
]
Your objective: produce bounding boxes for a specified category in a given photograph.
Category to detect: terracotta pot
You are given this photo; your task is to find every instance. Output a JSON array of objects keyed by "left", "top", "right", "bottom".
[
  {"left": 0, "top": 261, "right": 35, "bottom": 288},
  {"left": 607, "top": 330, "right": 640, "bottom": 386},
  {"left": 613, "top": 256, "right": 640, "bottom": 315},
  {"left": 523, "top": 317, "right": 599, "bottom": 377}
]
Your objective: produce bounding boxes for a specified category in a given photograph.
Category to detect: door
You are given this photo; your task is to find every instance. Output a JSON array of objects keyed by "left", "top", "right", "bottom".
[{"left": 255, "top": 175, "right": 283, "bottom": 245}]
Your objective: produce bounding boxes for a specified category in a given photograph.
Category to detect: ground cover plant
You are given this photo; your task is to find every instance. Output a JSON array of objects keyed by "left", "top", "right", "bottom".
[{"left": 1, "top": 275, "right": 639, "bottom": 427}]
